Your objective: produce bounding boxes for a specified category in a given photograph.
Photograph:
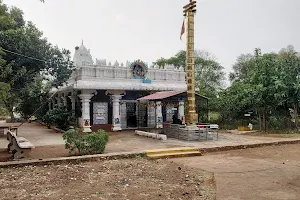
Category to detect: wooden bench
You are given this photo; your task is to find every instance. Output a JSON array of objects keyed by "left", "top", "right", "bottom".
[{"left": 7, "top": 130, "right": 34, "bottom": 160}]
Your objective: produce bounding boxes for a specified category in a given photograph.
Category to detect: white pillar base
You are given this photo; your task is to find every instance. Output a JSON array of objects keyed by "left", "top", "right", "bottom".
[
  {"left": 112, "top": 125, "right": 122, "bottom": 132},
  {"left": 83, "top": 126, "right": 92, "bottom": 133}
]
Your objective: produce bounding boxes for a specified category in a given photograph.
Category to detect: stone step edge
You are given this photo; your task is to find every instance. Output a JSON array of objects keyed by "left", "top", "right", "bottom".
[
  {"left": 147, "top": 151, "right": 202, "bottom": 159},
  {"left": 145, "top": 147, "right": 198, "bottom": 154}
]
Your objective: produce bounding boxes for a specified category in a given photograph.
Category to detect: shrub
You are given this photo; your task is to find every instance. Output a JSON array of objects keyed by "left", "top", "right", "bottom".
[
  {"left": 43, "top": 106, "right": 74, "bottom": 130},
  {"left": 63, "top": 129, "right": 109, "bottom": 155}
]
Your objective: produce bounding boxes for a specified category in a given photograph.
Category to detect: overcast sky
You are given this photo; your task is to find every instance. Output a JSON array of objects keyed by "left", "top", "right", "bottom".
[{"left": 4, "top": 0, "right": 300, "bottom": 77}]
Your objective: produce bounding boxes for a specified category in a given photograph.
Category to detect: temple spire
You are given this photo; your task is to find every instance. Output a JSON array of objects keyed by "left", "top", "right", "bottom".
[{"left": 81, "top": 39, "right": 83, "bottom": 45}]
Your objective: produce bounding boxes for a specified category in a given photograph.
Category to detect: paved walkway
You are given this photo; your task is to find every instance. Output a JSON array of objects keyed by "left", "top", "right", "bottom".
[
  {"left": 0, "top": 122, "right": 299, "bottom": 152},
  {"left": 0, "top": 122, "right": 65, "bottom": 148}
]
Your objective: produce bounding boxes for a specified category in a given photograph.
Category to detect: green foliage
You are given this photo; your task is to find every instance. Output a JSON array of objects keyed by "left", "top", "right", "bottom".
[
  {"left": 220, "top": 45, "right": 300, "bottom": 131},
  {"left": 63, "top": 129, "right": 109, "bottom": 155},
  {"left": 153, "top": 50, "right": 225, "bottom": 112},
  {"left": 0, "top": 0, "right": 73, "bottom": 118},
  {"left": 43, "top": 106, "right": 74, "bottom": 131}
]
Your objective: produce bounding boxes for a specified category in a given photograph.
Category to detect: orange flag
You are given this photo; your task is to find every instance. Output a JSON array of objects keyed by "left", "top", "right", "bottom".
[{"left": 180, "top": 19, "right": 185, "bottom": 41}]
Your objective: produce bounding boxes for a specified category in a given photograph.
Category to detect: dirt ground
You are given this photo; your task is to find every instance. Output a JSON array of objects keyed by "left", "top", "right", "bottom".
[
  {"left": 172, "top": 144, "right": 300, "bottom": 200},
  {"left": 0, "top": 158, "right": 215, "bottom": 200}
]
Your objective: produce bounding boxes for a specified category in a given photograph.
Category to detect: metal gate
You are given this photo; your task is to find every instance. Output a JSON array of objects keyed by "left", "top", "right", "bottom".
[
  {"left": 147, "top": 103, "right": 156, "bottom": 128},
  {"left": 137, "top": 102, "right": 147, "bottom": 128}
]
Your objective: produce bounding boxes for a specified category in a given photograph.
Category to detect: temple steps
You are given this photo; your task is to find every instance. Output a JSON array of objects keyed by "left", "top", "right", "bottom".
[{"left": 145, "top": 147, "right": 202, "bottom": 159}]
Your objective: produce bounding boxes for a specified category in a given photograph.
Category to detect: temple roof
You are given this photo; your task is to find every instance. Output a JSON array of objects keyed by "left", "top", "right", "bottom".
[{"left": 73, "top": 41, "right": 93, "bottom": 67}]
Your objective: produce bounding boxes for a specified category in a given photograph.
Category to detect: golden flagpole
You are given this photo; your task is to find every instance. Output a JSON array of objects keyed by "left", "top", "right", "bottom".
[{"left": 183, "top": 0, "right": 198, "bottom": 125}]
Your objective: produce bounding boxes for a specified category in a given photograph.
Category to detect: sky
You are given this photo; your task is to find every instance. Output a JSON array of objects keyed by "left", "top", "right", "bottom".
[{"left": 4, "top": 0, "right": 300, "bottom": 78}]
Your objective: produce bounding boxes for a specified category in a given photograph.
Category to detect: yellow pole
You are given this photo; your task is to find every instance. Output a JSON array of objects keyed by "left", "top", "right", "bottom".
[{"left": 184, "top": 2, "right": 198, "bottom": 125}]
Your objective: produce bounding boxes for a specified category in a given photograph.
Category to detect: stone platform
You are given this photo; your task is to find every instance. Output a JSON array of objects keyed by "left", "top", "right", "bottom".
[{"left": 163, "top": 122, "right": 214, "bottom": 141}]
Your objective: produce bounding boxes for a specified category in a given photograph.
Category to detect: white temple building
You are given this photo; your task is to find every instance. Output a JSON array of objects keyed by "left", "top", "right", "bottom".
[{"left": 49, "top": 42, "right": 206, "bottom": 132}]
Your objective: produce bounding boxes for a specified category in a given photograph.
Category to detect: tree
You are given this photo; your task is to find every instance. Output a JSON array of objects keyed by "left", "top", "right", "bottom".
[
  {"left": 275, "top": 45, "right": 300, "bottom": 129},
  {"left": 223, "top": 45, "right": 300, "bottom": 131},
  {"left": 229, "top": 53, "right": 254, "bottom": 82},
  {"left": 0, "top": 0, "right": 73, "bottom": 119},
  {"left": 153, "top": 50, "right": 225, "bottom": 99}
]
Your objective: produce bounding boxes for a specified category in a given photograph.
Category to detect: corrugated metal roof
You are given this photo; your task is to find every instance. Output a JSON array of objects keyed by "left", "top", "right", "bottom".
[
  {"left": 137, "top": 90, "right": 209, "bottom": 101},
  {"left": 137, "top": 90, "right": 186, "bottom": 100}
]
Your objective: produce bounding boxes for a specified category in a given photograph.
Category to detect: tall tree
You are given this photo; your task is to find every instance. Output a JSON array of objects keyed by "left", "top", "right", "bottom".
[
  {"left": 153, "top": 50, "right": 225, "bottom": 99},
  {"left": 222, "top": 45, "right": 300, "bottom": 131},
  {"left": 0, "top": 0, "right": 73, "bottom": 118},
  {"left": 229, "top": 53, "right": 254, "bottom": 82}
]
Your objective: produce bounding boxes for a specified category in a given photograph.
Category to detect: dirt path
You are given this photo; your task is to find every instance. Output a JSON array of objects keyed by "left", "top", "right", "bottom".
[
  {"left": 172, "top": 144, "right": 300, "bottom": 200},
  {"left": 0, "top": 158, "right": 215, "bottom": 200}
]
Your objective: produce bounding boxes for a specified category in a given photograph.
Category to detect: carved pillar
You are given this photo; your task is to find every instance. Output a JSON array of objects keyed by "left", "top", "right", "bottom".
[
  {"left": 156, "top": 101, "right": 163, "bottom": 128},
  {"left": 55, "top": 96, "right": 62, "bottom": 107},
  {"left": 78, "top": 92, "right": 94, "bottom": 133},
  {"left": 178, "top": 101, "right": 185, "bottom": 123},
  {"left": 111, "top": 95, "right": 122, "bottom": 131},
  {"left": 106, "top": 90, "right": 125, "bottom": 131},
  {"left": 68, "top": 95, "right": 76, "bottom": 116},
  {"left": 61, "top": 96, "right": 67, "bottom": 107},
  {"left": 51, "top": 99, "right": 56, "bottom": 109},
  {"left": 48, "top": 101, "right": 52, "bottom": 111}
]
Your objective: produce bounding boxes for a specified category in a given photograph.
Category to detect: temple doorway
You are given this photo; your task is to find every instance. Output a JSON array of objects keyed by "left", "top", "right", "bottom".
[{"left": 126, "top": 102, "right": 137, "bottom": 128}]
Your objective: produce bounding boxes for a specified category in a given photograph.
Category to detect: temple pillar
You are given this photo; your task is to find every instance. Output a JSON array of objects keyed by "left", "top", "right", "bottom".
[
  {"left": 105, "top": 90, "right": 125, "bottom": 131},
  {"left": 55, "top": 96, "right": 62, "bottom": 107},
  {"left": 51, "top": 99, "right": 56, "bottom": 109},
  {"left": 68, "top": 95, "right": 76, "bottom": 116},
  {"left": 78, "top": 92, "right": 94, "bottom": 133},
  {"left": 61, "top": 96, "right": 67, "bottom": 107},
  {"left": 178, "top": 101, "right": 185, "bottom": 123},
  {"left": 48, "top": 101, "right": 52, "bottom": 111},
  {"left": 111, "top": 95, "right": 122, "bottom": 131},
  {"left": 156, "top": 101, "right": 163, "bottom": 128}
]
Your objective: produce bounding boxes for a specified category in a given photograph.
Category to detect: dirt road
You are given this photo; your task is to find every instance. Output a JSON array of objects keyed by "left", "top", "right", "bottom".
[{"left": 172, "top": 144, "right": 300, "bottom": 200}]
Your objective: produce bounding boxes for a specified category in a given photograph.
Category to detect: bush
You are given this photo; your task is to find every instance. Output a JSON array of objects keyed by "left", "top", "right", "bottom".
[
  {"left": 63, "top": 129, "right": 109, "bottom": 155},
  {"left": 268, "top": 116, "right": 286, "bottom": 130},
  {"left": 43, "top": 106, "right": 74, "bottom": 130}
]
